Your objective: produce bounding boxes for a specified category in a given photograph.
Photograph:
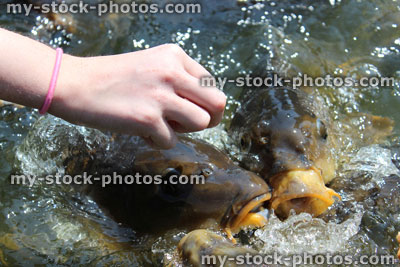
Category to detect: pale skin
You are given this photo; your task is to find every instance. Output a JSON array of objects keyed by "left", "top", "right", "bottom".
[{"left": 0, "top": 28, "right": 226, "bottom": 149}]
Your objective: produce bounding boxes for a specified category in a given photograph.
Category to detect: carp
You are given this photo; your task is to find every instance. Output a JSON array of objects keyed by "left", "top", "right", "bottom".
[
  {"left": 65, "top": 136, "right": 271, "bottom": 241},
  {"left": 230, "top": 88, "right": 340, "bottom": 218}
]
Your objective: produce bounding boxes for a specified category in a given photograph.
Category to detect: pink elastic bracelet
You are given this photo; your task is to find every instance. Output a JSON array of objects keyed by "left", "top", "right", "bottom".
[{"left": 39, "top": 47, "right": 63, "bottom": 115}]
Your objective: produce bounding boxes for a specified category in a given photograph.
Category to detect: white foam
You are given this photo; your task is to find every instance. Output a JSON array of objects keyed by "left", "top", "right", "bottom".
[{"left": 253, "top": 211, "right": 363, "bottom": 255}]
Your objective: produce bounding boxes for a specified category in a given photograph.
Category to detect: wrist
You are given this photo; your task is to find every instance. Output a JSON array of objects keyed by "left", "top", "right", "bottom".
[{"left": 48, "top": 54, "right": 91, "bottom": 123}]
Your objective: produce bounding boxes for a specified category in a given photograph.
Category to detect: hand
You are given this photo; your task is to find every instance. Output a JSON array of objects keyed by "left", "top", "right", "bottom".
[{"left": 51, "top": 44, "right": 226, "bottom": 149}]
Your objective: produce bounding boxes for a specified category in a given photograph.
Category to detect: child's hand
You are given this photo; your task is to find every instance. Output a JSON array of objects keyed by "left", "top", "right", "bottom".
[{"left": 52, "top": 44, "right": 226, "bottom": 149}]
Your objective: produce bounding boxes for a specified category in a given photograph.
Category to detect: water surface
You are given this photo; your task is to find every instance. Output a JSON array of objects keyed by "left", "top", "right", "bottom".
[{"left": 0, "top": 0, "right": 400, "bottom": 266}]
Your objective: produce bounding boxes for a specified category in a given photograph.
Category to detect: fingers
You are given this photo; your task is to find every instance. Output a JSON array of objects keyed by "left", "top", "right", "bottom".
[
  {"left": 160, "top": 43, "right": 211, "bottom": 79},
  {"left": 133, "top": 109, "right": 178, "bottom": 149},
  {"left": 173, "top": 74, "right": 226, "bottom": 128},
  {"left": 181, "top": 52, "right": 211, "bottom": 78},
  {"left": 148, "top": 118, "right": 177, "bottom": 149},
  {"left": 164, "top": 96, "right": 211, "bottom": 133},
  {"left": 158, "top": 44, "right": 226, "bottom": 129}
]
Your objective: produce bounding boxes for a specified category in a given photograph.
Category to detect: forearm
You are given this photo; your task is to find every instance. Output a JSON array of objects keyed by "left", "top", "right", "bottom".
[
  {"left": 0, "top": 28, "right": 62, "bottom": 109},
  {"left": 0, "top": 28, "right": 226, "bottom": 149}
]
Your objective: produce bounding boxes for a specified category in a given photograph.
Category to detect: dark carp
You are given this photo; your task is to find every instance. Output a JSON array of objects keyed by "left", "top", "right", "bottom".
[
  {"left": 65, "top": 136, "right": 271, "bottom": 240},
  {"left": 230, "top": 88, "right": 340, "bottom": 218}
]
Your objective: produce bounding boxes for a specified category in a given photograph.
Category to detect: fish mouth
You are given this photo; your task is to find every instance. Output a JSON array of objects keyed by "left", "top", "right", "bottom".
[
  {"left": 224, "top": 193, "right": 271, "bottom": 243},
  {"left": 269, "top": 167, "right": 341, "bottom": 218}
]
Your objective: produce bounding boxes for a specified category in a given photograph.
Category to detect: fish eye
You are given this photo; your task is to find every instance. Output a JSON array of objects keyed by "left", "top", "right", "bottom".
[
  {"left": 163, "top": 167, "right": 182, "bottom": 178},
  {"left": 160, "top": 166, "right": 189, "bottom": 198},
  {"left": 240, "top": 134, "right": 251, "bottom": 151},
  {"left": 316, "top": 119, "right": 328, "bottom": 140}
]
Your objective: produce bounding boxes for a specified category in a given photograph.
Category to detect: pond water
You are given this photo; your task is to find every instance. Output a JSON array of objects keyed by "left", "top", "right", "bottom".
[{"left": 0, "top": 0, "right": 400, "bottom": 266}]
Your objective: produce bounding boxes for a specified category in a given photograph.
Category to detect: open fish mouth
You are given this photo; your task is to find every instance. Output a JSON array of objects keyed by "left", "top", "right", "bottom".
[
  {"left": 224, "top": 193, "right": 271, "bottom": 243},
  {"left": 269, "top": 167, "right": 341, "bottom": 218}
]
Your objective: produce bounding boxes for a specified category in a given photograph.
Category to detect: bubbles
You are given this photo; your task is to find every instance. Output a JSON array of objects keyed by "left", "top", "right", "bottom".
[
  {"left": 187, "top": 124, "right": 230, "bottom": 152},
  {"left": 2, "top": 115, "right": 155, "bottom": 265},
  {"left": 253, "top": 211, "right": 363, "bottom": 255},
  {"left": 14, "top": 115, "right": 109, "bottom": 177},
  {"left": 344, "top": 145, "right": 400, "bottom": 183}
]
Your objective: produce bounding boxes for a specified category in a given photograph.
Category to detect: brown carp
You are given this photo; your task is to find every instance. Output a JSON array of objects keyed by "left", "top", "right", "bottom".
[
  {"left": 230, "top": 88, "right": 340, "bottom": 218},
  {"left": 65, "top": 136, "right": 271, "bottom": 241}
]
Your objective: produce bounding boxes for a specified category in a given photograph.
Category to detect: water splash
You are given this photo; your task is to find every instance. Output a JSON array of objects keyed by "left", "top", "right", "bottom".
[
  {"left": 344, "top": 145, "right": 400, "bottom": 185},
  {"left": 14, "top": 115, "right": 109, "bottom": 177},
  {"left": 253, "top": 211, "right": 363, "bottom": 255}
]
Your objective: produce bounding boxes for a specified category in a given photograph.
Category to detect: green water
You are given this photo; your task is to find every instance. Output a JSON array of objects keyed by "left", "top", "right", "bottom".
[{"left": 0, "top": 0, "right": 400, "bottom": 266}]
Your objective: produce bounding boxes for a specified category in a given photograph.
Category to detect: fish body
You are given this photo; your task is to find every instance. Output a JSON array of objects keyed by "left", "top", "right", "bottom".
[{"left": 65, "top": 136, "right": 271, "bottom": 234}]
